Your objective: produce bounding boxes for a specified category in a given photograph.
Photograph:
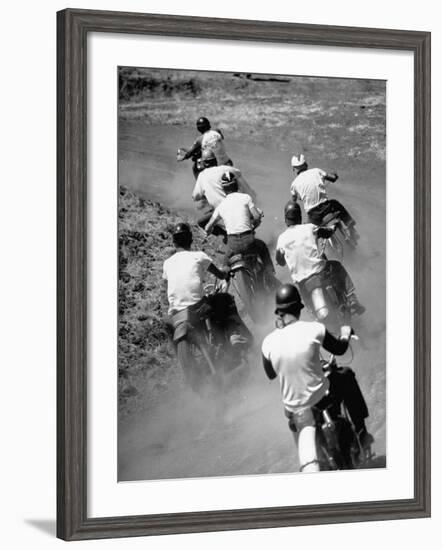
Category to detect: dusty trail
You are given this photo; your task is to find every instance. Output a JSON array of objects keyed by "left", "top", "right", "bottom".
[{"left": 118, "top": 121, "right": 386, "bottom": 481}]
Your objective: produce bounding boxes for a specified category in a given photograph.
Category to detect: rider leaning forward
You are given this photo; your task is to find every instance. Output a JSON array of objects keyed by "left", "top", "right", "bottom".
[
  {"left": 162, "top": 222, "right": 229, "bottom": 315},
  {"left": 261, "top": 284, "right": 373, "bottom": 472},
  {"left": 178, "top": 116, "right": 232, "bottom": 178},
  {"left": 290, "top": 154, "right": 358, "bottom": 241},
  {"left": 276, "top": 201, "right": 365, "bottom": 316},
  {"left": 192, "top": 150, "right": 257, "bottom": 239},
  {"left": 204, "top": 171, "right": 279, "bottom": 289}
]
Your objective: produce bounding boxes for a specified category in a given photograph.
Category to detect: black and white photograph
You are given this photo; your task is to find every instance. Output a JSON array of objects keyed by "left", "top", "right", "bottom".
[{"left": 117, "top": 67, "right": 387, "bottom": 481}]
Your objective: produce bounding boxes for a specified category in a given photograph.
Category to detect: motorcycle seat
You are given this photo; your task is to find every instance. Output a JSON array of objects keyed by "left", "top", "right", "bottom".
[{"left": 228, "top": 252, "right": 260, "bottom": 267}]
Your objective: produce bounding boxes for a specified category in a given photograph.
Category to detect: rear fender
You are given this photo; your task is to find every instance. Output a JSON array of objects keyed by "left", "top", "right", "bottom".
[
  {"left": 229, "top": 254, "right": 247, "bottom": 272},
  {"left": 229, "top": 253, "right": 262, "bottom": 276}
]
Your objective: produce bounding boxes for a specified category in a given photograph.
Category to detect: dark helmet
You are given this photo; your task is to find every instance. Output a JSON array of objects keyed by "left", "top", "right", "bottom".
[
  {"left": 275, "top": 283, "right": 304, "bottom": 314},
  {"left": 172, "top": 222, "right": 192, "bottom": 247},
  {"left": 196, "top": 116, "right": 211, "bottom": 133},
  {"left": 284, "top": 201, "right": 302, "bottom": 225},
  {"left": 220, "top": 170, "right": 238, "bottom": 193}
]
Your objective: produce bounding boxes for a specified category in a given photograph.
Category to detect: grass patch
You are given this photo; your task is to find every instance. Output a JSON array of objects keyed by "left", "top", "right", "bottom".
[
  {"left": 118, "top": 185, "right": 223, "bottom": 416},
  {"left": 119, "top": 68, "right": 386, "bottom": 165}
]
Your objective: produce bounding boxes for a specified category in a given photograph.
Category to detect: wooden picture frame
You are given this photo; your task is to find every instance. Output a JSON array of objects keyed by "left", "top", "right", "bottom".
[{"left": 57, "top": 8, "right": 431, "bottom": 541}]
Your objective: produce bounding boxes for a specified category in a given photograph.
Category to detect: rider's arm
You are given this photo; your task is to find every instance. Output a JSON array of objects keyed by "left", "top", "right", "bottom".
[
  {"left": 204, "top": 209, "right": 220, "bottom": 234},
  {"left": 275, "top": 248, "right": 286, "bottom": 266},
  {"left": 290, "top": 180, "right": 299, "bottom": 200},
  {"left": 250, "top": 205, "right": 262, "bottom": 227},
  {"left": 192, "top": 179, "right": 204, "bottom": 202},
  {"left": 322, "top": 326, "right": 353, "bottom": 355},
  {"left": 207, "top": 263, "right": 229, "bottom": 280},
  {"left": 324, "top": 172, "right": 339, "bottom": 183},
  {"left": 182, "top": 137, "right": 202, "bottom": 160},
  {"left": 262, "top": 354, "right": 277, "bottom": 380},
  {"left": 246, "top": 196, "right": 262, "bottom": 228}
]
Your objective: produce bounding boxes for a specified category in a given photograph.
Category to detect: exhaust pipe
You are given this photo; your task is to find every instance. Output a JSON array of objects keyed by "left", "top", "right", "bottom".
[{"left": 311, "top": 287, "right": 329, "bottom": 321}]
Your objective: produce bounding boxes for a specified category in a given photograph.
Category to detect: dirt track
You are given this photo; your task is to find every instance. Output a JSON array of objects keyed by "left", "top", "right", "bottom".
[{"left": 118, "top": 121, "right": 386, "bottom": 481}]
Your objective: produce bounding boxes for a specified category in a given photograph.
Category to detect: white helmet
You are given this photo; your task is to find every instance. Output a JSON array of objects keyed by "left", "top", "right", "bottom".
[{"left": 291, "top": 153, "right": 306, "bottom": 168}]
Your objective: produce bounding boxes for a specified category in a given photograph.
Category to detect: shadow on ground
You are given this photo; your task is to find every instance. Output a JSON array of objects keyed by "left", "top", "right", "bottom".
[{"left": 25, "top": 519, "right": 56, "bottom": 536}]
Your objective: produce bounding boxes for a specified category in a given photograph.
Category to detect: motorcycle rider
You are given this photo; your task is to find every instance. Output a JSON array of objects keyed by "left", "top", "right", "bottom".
[
  {"left": 178, "top": 117, "right": 232, "bottom": 178},
  {"left": 290, "top": 154, "right": 358, "bottom": 240},
  {"left": 192, "top": 150, "right": 257, "bottom": 238},
  {"left": 204, "top": 171, "right": 278, "bottom": 288},
  {"left": 163, "top": 222, "right": 250, "bottom": 340},
  {"left": 261, "top": 283, "right": 373, "bottom": 472},
  {"left": 162, "top": 222, "right": 229, "bottom": 315},
  {"left": 275, "top": 201, "right": 365, "bottom": 316}
]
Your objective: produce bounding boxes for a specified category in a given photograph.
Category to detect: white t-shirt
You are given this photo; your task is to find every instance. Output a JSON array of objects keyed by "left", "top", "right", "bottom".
[
  {"left": 276, "top": 224, "right": 326, "bottom": 283},
  {"left": 192, "top": 166, "right": 257, "bottom": 209},
  {"left": 201, "top": 130, "right": 230, "bottom": 165},
  {"left": 213, "top": 192, "right": 255, "bottom": 235},
  {"left": 162, "top": 250, "right": 212, "bottom": 314},
  {"left": 261, "top": 320, "right": 328, "bottom": 412},
  {"left": 290, "top": 168, "right": 328, "bottom": 212}
]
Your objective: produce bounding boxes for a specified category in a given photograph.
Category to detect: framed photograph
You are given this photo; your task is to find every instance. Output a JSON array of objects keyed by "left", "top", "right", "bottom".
[{"left": 57, "top": 8, "right": 431, "bottom": 541}]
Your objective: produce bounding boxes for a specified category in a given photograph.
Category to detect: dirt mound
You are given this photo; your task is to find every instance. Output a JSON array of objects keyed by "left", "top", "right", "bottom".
[{"left": 118, "top": 185, "right": 224, "bottom": 416}]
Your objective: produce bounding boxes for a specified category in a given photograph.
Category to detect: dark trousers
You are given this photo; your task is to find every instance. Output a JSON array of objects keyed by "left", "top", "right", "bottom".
[
  {"left": 314, "top": 367, "right": 369, "bottom": 433},
  {"left": 325, "top": 260, "right": 355, "bottom": 297},
  {"left": 225, "top": 233, "right": 275, "bottom": 274},
  {"left": 307, "top": 199, "right": 354, "bottom": 227}
]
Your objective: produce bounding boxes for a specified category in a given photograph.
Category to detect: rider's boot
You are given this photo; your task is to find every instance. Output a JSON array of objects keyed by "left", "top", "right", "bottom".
[{"left": 357, "top": 427, "right": 374, "bottom": 452}]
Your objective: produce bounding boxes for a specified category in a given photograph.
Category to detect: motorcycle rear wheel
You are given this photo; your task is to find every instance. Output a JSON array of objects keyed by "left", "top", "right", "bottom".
[
  {"left": 176, "top": 339, "right": 214, "bottom": 392},
  {"left": 232, "top": 268, "right": 260, "bottom": 322}
]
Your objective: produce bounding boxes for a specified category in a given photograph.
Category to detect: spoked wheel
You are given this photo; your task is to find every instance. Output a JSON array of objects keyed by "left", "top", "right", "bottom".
[
  {"left": 176, "top": 339, "right": 215, "bottom": 392},
  {"left": 176, "top": 339, "right": 200, "bottom": 391}
]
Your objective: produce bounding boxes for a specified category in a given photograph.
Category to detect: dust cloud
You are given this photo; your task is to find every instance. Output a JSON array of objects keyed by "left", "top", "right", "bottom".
[{"left": 118, "top": 123, "right": 386, "bottom": 481}]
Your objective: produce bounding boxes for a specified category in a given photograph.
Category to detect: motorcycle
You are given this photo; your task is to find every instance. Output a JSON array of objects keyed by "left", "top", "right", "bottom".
[
  {"left": 313, "top": 353, "right": 374, "bottom": 470},
  {"left": 227, "top": 252, "right": 275, "bottom": 324},
  {"left": 299, "top": 267, "right": 352, "bottom": 329},
  {"left": 170, "top": 282, "right": 252, "bottom": 391},
  {"left": 319, "top": 211, "right": 359, "bottom": 261}
]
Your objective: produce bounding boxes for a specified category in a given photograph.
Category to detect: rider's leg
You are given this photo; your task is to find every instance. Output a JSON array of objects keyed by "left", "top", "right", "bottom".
[
  {"left": 286, "top": 407, "right": 320, "bottom": 472},
  {"left": 307, "top": 199, "right": 355, "bottom": 228},
  {"left": 326, "top": 260, "right": 365, "bottom": 315},
  {"left": 253, "top": 238, "right": 281, "bottom": 289},
  {"left": 298, "top": 426, "right": 320, "bottom": 472},
  {"left": 326, "top": 199, "right": 355, "bottom": 227},
  {"left": 197, "top": 211, "right": 227, "bottom": 238},
  {"left": 224, "top": 233, "right": 254, "bottom": 267}
]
